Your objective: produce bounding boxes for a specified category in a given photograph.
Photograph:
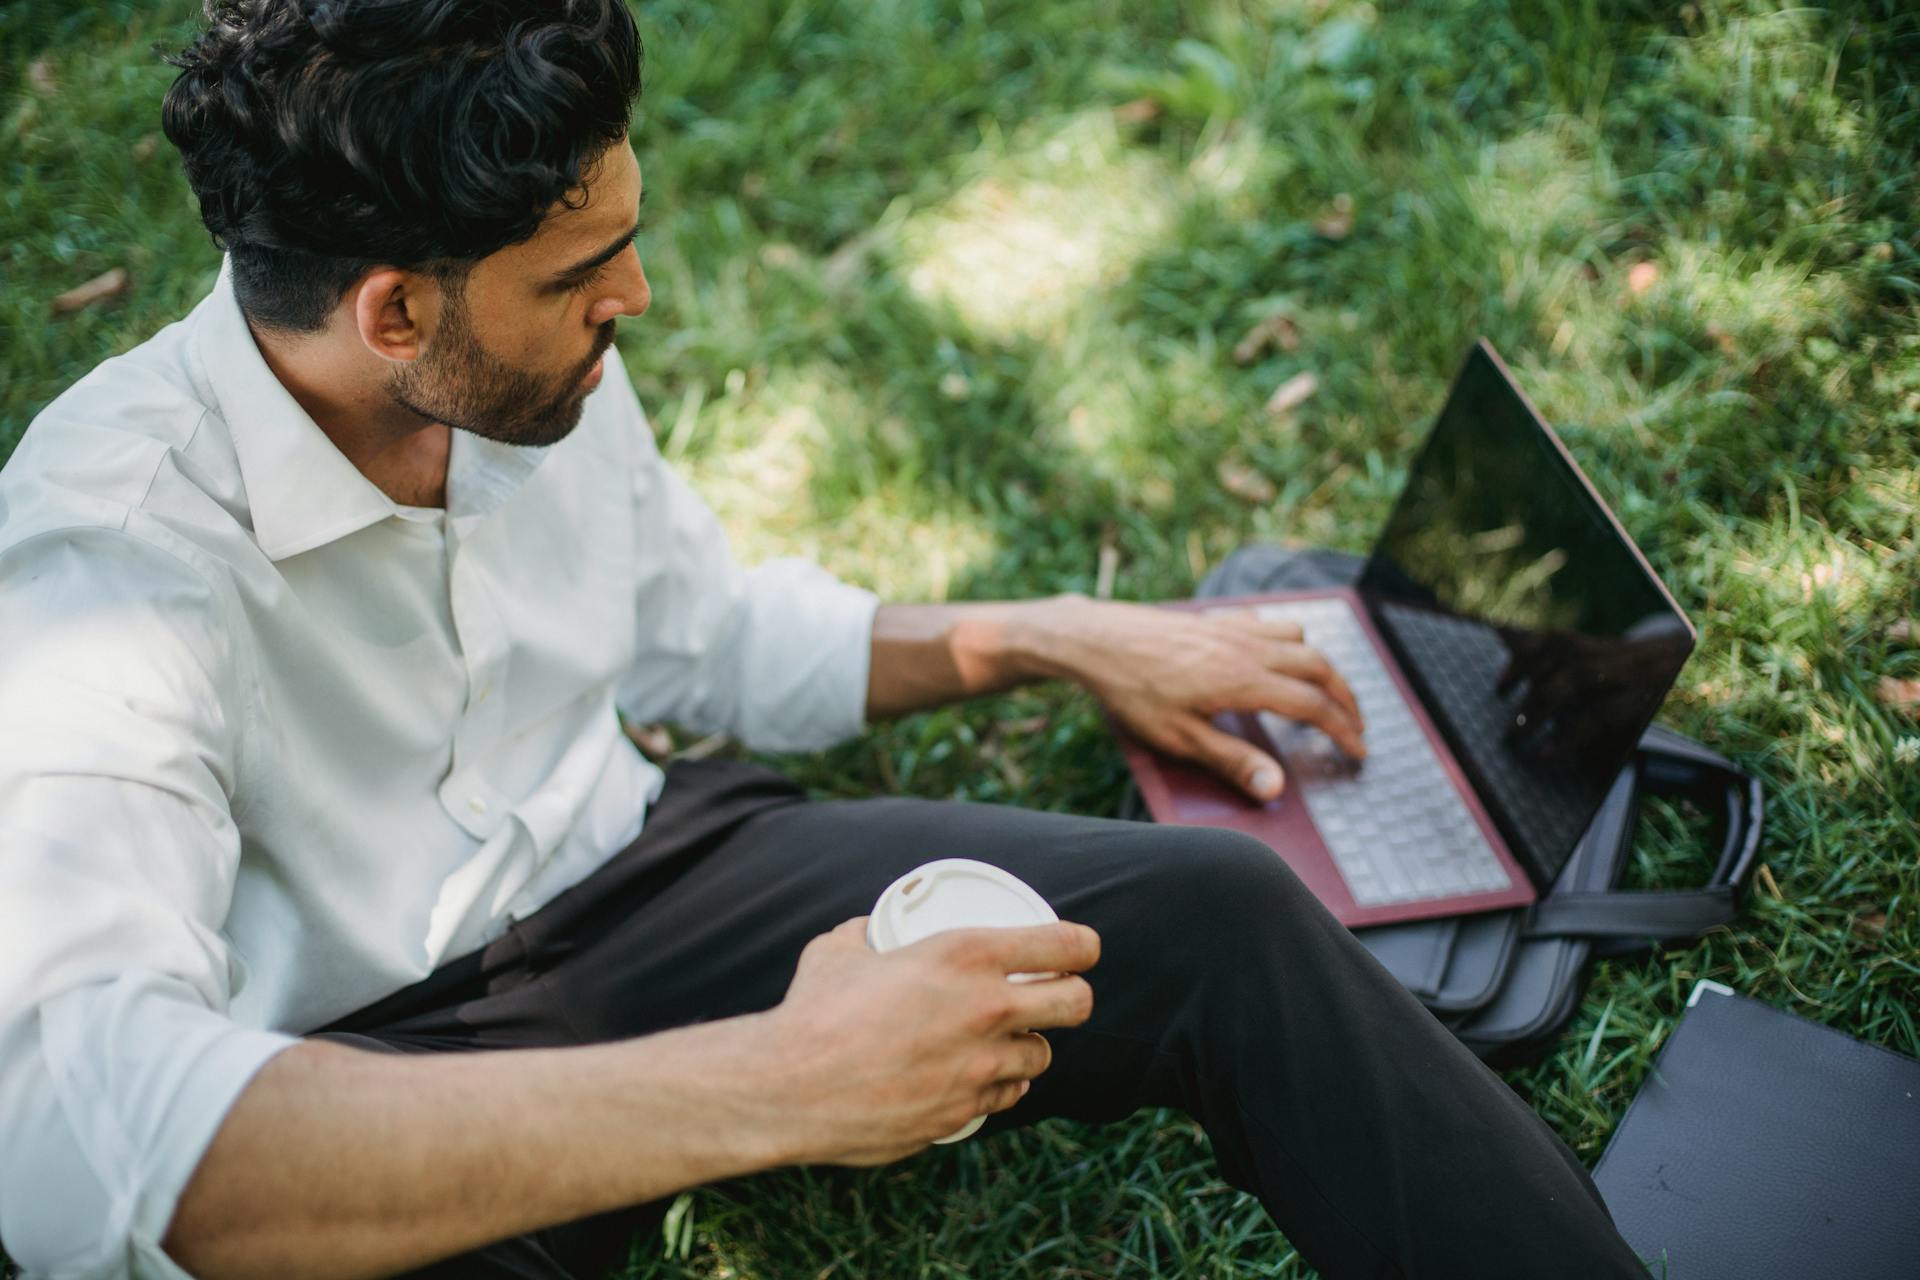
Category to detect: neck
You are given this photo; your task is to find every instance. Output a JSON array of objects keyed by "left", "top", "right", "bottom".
[{"left": 251, "top": 320, "right": 452, "bottom": 508}]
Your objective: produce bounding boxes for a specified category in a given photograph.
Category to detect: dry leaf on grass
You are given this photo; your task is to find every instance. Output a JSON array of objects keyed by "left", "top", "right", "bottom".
[
  {"left": 980, "top": 739, "right": 1028, "bottom": 791},
  {"left": 1877, "top": 676, "right": 1920, "bottom": 715},
  {"left": 1885, "top": 618, "right": 1915, "bottom": 645},
  {"left": 675, "top": 732, "right": 731, "bottom": 762},
  {"left": 1851, "top": 908, "right": 1888, "bottom": 938},
  {"left": 27, "top": 58, "right": 57, "bottom": 96},
  {"left": 996, "top": 714, "right": 1050, "bottom": 738},
  {"left": 51, "top": 267, "right": 130, "bottom": 316},
  {"left": 1217, "top": 457, "right": 1277, "bottom": 505},
  {"left": 1626, "top": 261, "right": 1660, "bottom": 296},
  {"left": 1264, "top": 370, "right": 1319, "bottom": 418},
  {"left": 622, "top": 721, "right": 674, "bottom": 760},
  {"left": 132, "top": 133, "right": 161, "bottom": 164},
  {"left": 1232, "top": 313, "right": 1302, "bottom": 365},
  {"left": 1312, "top": 193, "right": 1354, "bottom": 240},
  {"left": 1111, "top": 98, "right": 1162, "bottom": 125}
]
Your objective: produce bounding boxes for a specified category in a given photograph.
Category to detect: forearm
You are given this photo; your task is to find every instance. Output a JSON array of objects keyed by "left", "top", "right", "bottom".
[
  {"left": 165, "top": 1016, "right": 787, "bottom": 1280},
  {"left": 865, "top": 597, "right": 1094, "bottom": 720},
  {"left": 864, "top": 595, "right": 1366, "bottom": 797}
]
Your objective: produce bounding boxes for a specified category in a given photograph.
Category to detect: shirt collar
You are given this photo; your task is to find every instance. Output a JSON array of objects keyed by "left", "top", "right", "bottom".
[
  {"left": 446, "top": 428, "right": 552, "bottom": 524},
  {"left": 195, "top": 260, "right": 397, "bottom": 561},
  {"left": 193, "top": 259, "right": 554, "bottom": 560}
]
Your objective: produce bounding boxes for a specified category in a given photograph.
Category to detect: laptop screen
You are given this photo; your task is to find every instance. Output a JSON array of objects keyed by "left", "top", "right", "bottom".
[{"left": 1357, "top": 343, "right": 1694, "bottom": 885}]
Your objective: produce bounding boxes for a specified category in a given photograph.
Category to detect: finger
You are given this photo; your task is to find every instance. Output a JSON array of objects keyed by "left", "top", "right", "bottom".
[
  {"left": 800, "top": 918, "right": 873, "bottom": 966},
  {"left": 1260, "top": 643, "right": 1364, "bottom": 728},
  {"left": 1213, "top": 609, "right": 1307, "bottom": 643},
  {"left": 997, "top": 974, "right": 1096, "bottom": 1034},
  {"left": 1183, "top": 717, "right": 1287, "bottom": 800},
  {"left": 1245, "top": 618, "right": 1309, "bottom": 644},
  {"left": 828, "top": 917, "right": 871, "bottom": 946},
  {"left": 1258, "top": 674, "right": 1368, "bottom": 760},
  {"left": 978, "top": 1077, "right": 1032, "bottom": 1116},
  {"left": 940, "top": 921, "right": 1101, "bottom": 978},
  {"left": 994, "top": 1031, "right": 1052, "bottom": 1082}
]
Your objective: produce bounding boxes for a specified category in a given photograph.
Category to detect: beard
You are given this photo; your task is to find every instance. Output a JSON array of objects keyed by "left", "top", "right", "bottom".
[{"left": 387, "top": 288, "right": 615, "bottom": 449}]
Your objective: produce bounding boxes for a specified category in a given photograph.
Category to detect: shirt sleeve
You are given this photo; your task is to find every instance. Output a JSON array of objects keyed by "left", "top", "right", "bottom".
[
  {"left": 0, "top": 529, "right": 297, "bottom": 1279},
  {"left": 608, "top": 363, "right": 880, "bottom": 753}
]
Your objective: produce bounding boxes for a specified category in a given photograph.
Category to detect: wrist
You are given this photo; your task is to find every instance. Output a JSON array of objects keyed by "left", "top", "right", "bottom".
[
  {"left": 967, "top": 594, "right": 1096, "bottom": 688},
  {"left": 641, "top": 1011, "right": 806, "bottom": 1176}
]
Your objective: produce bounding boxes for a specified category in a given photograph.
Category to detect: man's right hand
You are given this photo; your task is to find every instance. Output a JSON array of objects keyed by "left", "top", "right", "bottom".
[
  {"left": 757, "top": 917, "right": 1100, "bottom": 1166},
  {"left": 164, "top": 919, "right": 1097, "bottom": 1279}
]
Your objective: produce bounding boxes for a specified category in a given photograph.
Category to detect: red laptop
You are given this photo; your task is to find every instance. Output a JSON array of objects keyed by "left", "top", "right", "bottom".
[{"left": 1121, "top": 342, "right": 1696, "bottom": 927}]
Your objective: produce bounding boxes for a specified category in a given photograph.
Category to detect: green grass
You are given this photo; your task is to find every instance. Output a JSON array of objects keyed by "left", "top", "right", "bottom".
[{"left": 4, "top": 0, "right": 1919, "bottom": 1275}]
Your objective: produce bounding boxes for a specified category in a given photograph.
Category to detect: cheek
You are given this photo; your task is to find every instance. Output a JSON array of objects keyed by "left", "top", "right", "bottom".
[
  {"left": 488, "top": 310, "right": 572, "bottom": 370},
  {"left": 464, "top": 278, "right": 571, "bottom": 366}
]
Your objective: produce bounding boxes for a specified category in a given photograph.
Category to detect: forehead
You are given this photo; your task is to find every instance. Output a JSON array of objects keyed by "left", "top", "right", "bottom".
[{"left": 497, "top": 142, "right": 642, "bottom": 269}]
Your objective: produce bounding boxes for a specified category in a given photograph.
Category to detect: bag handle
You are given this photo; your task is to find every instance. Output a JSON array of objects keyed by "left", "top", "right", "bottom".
[
  {"left": 1523, "top": 730, "right": 1764, "bottom": 944},
  {"left": 1524, "top": 883, "right": 1737, "bottom": 940}
]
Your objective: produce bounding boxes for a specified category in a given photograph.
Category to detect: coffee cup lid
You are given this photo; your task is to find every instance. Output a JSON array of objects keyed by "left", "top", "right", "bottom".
[
  {"left": 866, "top": 858, "right": 1057, "bottom": 953},
  {"left": 865, "top": 859, "right": 1059, "bottom": 1145}
]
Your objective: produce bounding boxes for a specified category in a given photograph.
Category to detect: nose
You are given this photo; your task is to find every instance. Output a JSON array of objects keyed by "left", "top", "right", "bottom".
[
  {"left": 587, "top": 250, "right": 651, "bottom": 326},
  {"left": 618, "top": 253, "right": 651, "bottom": 319}
]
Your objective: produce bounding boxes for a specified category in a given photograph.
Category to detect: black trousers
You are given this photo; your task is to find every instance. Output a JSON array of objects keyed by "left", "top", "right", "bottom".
[{"left": 318, "top": 760, "right": 1645, "bottom": 1279}]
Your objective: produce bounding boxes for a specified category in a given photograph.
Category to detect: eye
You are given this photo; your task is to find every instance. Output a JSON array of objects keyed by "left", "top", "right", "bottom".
[{"left": 566, "top": 262, "right": 610, "bottom": 296}]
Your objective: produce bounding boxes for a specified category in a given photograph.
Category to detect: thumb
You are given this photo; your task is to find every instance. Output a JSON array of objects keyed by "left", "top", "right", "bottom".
[
  {"left": 1184, "top": 720, "right": 1286, "bottom": 801},
  {"left": 797, "top": 917, "right": 874, "bottom": 974},
  {"left": 831, "top": 916, "right": 871, "bottom": 941},
  {"left": 816, "top": 917, "right": 872, "bottom": 952}
]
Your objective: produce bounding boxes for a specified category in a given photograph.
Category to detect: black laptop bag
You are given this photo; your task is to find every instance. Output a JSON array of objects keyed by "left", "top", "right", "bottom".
[{"left": 1124, "top": 545, "right": 1765, "bottom": 1064}]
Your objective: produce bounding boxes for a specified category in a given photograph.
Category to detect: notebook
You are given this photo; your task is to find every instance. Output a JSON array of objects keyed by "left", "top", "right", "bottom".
[{"left": 1593, "top": 982, "right": 1920, "bottom": 1277}]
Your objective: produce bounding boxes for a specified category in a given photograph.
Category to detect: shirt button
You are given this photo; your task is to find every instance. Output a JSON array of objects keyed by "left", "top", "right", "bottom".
[{"left": 468, "top": 795, "right": 489, "bottom": 816}]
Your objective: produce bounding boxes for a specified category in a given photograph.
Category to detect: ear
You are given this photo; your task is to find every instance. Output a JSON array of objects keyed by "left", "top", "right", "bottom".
[{"left": 348, "top": 268, "right": 437, "bottom": 364}]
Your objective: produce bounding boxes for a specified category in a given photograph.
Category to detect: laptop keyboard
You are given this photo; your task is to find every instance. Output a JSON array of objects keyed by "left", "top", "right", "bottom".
[{"left": 1249, "top": 597, "right": 1511, "bottom": 907}]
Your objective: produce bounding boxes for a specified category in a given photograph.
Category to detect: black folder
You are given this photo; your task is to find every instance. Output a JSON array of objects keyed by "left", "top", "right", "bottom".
[{"left": 1593, "top": 983, "right": 1920, "bottom": 1277}]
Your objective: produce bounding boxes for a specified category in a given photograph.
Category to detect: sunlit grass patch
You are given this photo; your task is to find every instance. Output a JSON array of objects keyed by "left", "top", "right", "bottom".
[
  {"left": 803, "top": 495, "right": 1001, "bottom": 603},
  {"left": 895, "top": 111, "right": 1183, "bottom": 342}
]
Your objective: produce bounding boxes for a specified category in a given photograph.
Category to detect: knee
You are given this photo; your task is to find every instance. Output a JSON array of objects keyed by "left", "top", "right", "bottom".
[
  {"left": 1112, "top": 826, "right": 1350, "bottom": 1021},
  {"left": 1129, "top": 825, "right": 1324, "bottom": 953}
]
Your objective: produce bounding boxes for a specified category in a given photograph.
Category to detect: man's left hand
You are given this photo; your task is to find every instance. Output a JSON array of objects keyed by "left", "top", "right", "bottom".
[{"left": 1021, "top": 595, "right": 1366, "bottom": 802}]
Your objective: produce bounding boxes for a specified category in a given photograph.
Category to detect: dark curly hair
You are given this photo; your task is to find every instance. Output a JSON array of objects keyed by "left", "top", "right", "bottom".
[{"left": 162, "top": 0, "right": 643, "bottom": 332}]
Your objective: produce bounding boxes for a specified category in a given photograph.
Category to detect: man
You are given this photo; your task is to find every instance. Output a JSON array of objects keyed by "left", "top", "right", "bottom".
[{"left": 0, "top": 3, "right": 1646, "bottom": 1277}]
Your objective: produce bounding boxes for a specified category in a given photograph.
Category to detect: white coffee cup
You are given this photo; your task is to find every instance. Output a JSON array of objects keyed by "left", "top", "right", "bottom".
[{"left": 866, "top": 858, "right": 1060, "bottom": 1142}]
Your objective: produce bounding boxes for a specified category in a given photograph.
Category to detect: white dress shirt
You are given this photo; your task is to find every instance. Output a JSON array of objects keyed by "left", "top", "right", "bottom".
[{"left": 0, "top": 262, "right": 879, "bottom": 1277}]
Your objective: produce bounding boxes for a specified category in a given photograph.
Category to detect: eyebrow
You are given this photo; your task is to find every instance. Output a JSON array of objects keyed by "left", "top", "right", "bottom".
[{"left": 550, "top": 197, "right": 645, "bottom": 285}]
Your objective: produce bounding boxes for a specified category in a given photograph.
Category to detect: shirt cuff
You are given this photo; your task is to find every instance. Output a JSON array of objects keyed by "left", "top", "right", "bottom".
[
  {"left": 737, "top": 559, "right": 879, "bottom": 752},
  {"left": 21, "top": 980, "right": 299, "bottom": 1278}
]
